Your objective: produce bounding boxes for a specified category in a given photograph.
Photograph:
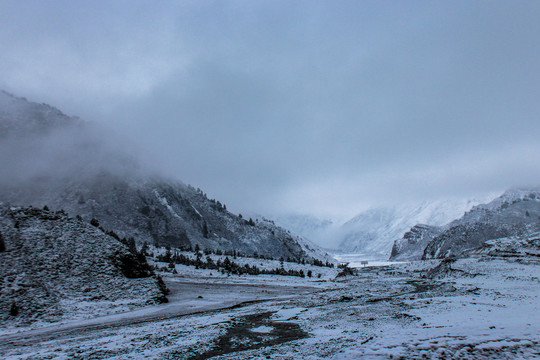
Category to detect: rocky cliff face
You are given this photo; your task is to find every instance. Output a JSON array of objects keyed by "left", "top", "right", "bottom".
[
  {"left": 389, "top": 224, "right": 442, "bottom": 261},
  {"left": 0, "top": 205, "right": 166, "bottom": 329},
  {"left": 390, "top": 189, "right": 540, "bottom": 260}
]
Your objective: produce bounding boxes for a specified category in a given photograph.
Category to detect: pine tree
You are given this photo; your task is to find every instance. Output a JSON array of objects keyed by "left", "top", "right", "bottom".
[
  {"left": 10, "top": 302, "right": 18, "bottom": 316},
  {"left": 0, "top": 231, "right": 5, "bottom": 252},
  {"left": 127, "top": 237, "right": 137, "bottom": 254},
  {"left": 202, "top": 222, "right": 209, "bottom": 238}
]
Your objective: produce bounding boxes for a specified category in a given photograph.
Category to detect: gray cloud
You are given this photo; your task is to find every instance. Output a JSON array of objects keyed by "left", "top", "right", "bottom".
[{"left": 1, "top": 1, "right": 540, "bottom": 219}]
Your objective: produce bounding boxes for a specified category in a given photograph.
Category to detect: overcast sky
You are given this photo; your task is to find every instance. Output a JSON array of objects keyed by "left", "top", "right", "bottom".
[{"left": 1, "top": 1, "right": 540, "bottom": 220}]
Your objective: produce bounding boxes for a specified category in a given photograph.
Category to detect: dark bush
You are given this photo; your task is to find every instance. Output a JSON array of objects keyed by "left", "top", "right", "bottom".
[{"left": 114, "top": 252, "right": 153, "bottom": 278}]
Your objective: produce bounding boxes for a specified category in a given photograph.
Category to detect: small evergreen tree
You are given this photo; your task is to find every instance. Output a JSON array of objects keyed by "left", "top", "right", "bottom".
[
  {"left": 0, "top": 231, "right": 5, "bottom": 252},
  {"left": 140, "top": 242, "right": 149, "bottom": 256},
  {"left": 10, "top": 302, "right": 19, "bottom": 316},
  {"left": 163, "top": 249, "right": 172, "bottom": 263},
  {"left": 127, "top": 237, "right": 137, "bottom": 254},
  {"left": 202, "top": 222, "right": 209, "bottom": 238}
]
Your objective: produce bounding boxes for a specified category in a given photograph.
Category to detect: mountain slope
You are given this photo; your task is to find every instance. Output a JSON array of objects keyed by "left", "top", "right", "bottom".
[
  {"left": 0, "top": 91, "right": 323, "bottom": 261},
  {"left": 390, "top": 188, "right": 540, "bottom": 260},
  {"left": 422, "top": 189, "right": 540, "bottom": 259},
  {"left": 0, "top": 204, "right": 166, "bottom": 330},
  {"left": 1, "top": 174, "right": 312, "bottom": 260}
]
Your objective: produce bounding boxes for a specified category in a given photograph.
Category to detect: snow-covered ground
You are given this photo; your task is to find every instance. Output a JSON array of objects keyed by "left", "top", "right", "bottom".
[{"left": 0, "top": 255, "right": 538, "bottom": 359}]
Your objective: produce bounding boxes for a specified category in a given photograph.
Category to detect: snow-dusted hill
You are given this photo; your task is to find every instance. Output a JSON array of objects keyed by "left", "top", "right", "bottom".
[
  {"left": 336, "top": 199, "right": 487, "bottom": 257},
  {"left": 422, "top": 189, "right": 540, "bottom": 259},
  {"left": 0, "top": 204, "right": 166, "bottom": 331},
  {"left": 0, "top": 91, "right": 325, "bottom": 261},
  {"left": 391, "top": 188, "right": 540, "bottom": 260}
]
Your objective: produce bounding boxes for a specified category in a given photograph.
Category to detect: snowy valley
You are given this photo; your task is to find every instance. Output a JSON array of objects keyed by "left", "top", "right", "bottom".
[{"left": 0, "top": 91, "right": 539, "bottom": 359}]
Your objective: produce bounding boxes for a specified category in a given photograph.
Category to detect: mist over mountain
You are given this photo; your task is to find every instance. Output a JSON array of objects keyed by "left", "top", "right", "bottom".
[
  {"left": 273, "top": 214, "right": 336, "bottom": 247},
  {"left": 0, "top": 90, "right": 148, "bottom": 187},
  {"left": 0, "top": 91, "right": 327, "bottom": 261}
]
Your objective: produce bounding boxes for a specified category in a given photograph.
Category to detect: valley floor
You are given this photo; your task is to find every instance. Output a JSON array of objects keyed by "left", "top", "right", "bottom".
[{"left": 0, "top": 256, "right": 539, "bottom": 359}]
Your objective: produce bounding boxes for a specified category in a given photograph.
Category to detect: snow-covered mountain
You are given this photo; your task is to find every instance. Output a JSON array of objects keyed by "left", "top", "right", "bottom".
[
  {"left": 0, "top": 91, "right": 327, "bottom": 261},
  {"left": 336, "top": 199, "right": 488, "bottom": 257},
  {"left": 390, "top": 188, "right": 540, "bottom": 260},
  {"left": 0, "top": 204, "right": 167, "bottom": 329}
]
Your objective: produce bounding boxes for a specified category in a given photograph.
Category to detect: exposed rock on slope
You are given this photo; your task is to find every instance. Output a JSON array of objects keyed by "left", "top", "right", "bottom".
[
  {"left": 0, "top": 205, "right": 166, "bottom": 329},
  {"left": 389, "top": 224, "right": 442, "bottom": 261}
]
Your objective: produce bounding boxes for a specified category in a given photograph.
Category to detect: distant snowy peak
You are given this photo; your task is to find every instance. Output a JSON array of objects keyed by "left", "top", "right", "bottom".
[
  {"left": 337, "top": 198, "right": 490, "bottom": 256},
  {"left": 0, "top": 90, "right": 79, "bottom": 137},
  {"left": 344, "top": 198, "right": 486, "bottom": 229}
]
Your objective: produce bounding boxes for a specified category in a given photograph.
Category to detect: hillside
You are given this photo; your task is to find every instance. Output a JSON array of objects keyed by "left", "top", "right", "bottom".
[
  {"left": 390, "top": 189, "right": 540, "bottom": 260},
  {"left": 0, "top": 91, "right": 327, "bottom": 261},
  {"left": 2, "top": 174, "right": 314, "bottom": 261},
  {"left": 0, "top": 204, "right": 167, "bottom": 331}
]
